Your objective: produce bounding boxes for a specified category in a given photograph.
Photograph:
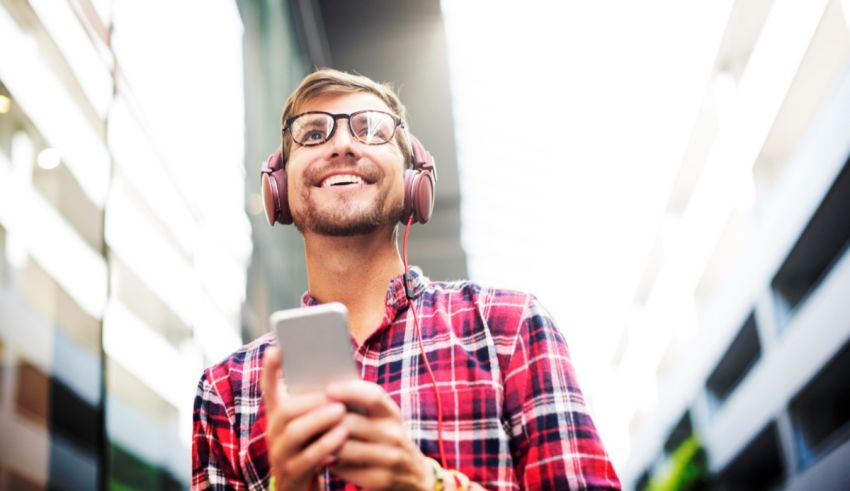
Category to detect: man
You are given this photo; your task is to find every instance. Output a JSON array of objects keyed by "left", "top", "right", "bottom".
[{"left": 192, "top": 68, "right": 621, "bottom": 490}]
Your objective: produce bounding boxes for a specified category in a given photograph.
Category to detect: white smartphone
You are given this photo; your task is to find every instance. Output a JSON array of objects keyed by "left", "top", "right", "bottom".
[{"left": 270, "top": 302, "right": 360, "bottom": 394}]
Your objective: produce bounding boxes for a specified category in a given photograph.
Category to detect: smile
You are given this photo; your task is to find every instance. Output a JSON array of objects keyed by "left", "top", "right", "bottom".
[{"left": 319, "top": 174, "right": 367, "bottom": 188}]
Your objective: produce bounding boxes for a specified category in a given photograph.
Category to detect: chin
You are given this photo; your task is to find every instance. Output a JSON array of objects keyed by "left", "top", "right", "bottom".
[
  {"left": 294, "top": 203, "right": 404, "bottom": 237},
  {"left": 294, "top": 210, "right": 380, "bottom": 236},
  {"left": 312, "top": 213, "right": 382, "bottom": 235}
]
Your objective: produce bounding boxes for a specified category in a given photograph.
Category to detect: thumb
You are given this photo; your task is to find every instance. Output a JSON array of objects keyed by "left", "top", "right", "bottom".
[{"left": 262, "top": 346, "right": 283, "bottom": 410}]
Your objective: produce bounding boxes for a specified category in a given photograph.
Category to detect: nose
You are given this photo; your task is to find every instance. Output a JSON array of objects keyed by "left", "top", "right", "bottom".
[{"left": 327, "top": 116, "right": 360, "bottom": 160}]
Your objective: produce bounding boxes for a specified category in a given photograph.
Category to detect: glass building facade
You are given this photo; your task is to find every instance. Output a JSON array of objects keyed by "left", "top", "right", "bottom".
[{"left": 0, "top": 0, "right": 305, "bottom": 488}]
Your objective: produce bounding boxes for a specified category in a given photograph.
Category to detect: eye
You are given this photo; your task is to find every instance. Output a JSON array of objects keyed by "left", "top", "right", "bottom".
[
  {"left": 353, "top": 113, "right": 394, "bottom": 143},
  {"left": 303, "top": 130, "right": 326, "bottom": 142},
  {"left": 291, "top": 114, "right": 332, "bottom": 144}
]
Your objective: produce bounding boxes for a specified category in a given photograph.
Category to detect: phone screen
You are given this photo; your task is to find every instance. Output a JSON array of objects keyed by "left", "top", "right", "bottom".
[{"left": 270, "top": 302, "right": 360, "bottom": 394}]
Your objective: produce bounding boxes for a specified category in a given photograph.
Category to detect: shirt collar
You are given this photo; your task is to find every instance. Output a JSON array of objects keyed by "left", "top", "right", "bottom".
[{"left": 300, "top": 266, "right": 429, "bottom": 310}]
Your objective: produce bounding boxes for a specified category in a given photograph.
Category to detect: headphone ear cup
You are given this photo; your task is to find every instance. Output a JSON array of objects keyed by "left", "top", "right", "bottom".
[
  {"left": 402, "top": 168, "right": 435, "bottom": 224},
  {"left": 261, "top": 168, "right": 292, "bottom": 226},
  {"left": 402, "top": 169, "right": 416, "bottom": 223},
  {"left": 274, "top": 169, "right": 292, "bottom": 225},
  {"left": 261, "top": 172, "right": 277, "bottom": 226}
]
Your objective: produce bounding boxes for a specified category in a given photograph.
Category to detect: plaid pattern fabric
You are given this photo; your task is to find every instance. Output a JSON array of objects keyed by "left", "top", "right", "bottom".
[{"left": 192, "top": 267, "right": 620, "bottom": 490}]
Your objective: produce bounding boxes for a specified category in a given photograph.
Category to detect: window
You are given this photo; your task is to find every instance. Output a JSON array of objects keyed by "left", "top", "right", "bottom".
[
  {"left": 32, "top": 159, "right": 103, "bottom": 252},
  {"left": 664, "top": 411, "right": 693, "bottom": 455},
  {"left": 14, "top": 359, "right": 50, "bottom": 426},
  {"left": 6, "top": 469, "right": 41, "bottom": 491},
  {"left": 634, "top": 469, "right": 651, "bottom": 491},
  {"left": 706, "top": 312, "right": 761, "bottom": 411},
  {"left": 717, "top": 422, "right": 785, "bottom": 490},
  {"left": 0, "top": 338, "right": 5, "bottom": 403},
  {"left": 789, "top": 340, "right": 850, "bottom": 469},
  {"left": 0, "top": 224, "right": 6, "bottom": 283},
  {"left": 112, "top": 257, "right": 190, "bottom": 347},
  {"left": 49, "top": 378, "right": 99, "bottom": 490},
  {"left": 772, "top": 156, "right": 850, "bottom": 324},
  {"left": 106, "top": 360, "right": 183, "bottom": 490}
]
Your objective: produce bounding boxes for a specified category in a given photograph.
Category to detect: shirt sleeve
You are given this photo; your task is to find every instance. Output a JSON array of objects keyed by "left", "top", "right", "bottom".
[
  {"left": 192, "top": 370, "right": 245, "bottom": 490},
  {"left": 502, "top": 296, "right": 621, "bottom": 490}
]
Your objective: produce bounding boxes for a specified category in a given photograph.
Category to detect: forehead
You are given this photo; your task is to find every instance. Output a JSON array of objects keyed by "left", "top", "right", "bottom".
[{"left": 298, "top": 91, "right": 393, "bottom": 115}]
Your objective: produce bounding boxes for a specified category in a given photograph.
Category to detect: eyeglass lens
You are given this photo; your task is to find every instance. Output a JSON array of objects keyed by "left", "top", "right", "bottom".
[{"left": 290, "top": 111, "right": 396, "bottom": 145}]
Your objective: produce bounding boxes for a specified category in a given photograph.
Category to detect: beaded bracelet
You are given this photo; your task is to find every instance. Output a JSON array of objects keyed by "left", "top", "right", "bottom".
[
  {"left": 426, "top": 457, "right": 445, "bottom": 491},
  {"left": 425, "top": 458, "right": 473, "bottom": 491},
  {"left": 447, "top": 469, "right": 471, "bottom": 491},
  {"left": 268, "top": 474, "right": 319, "bottom": 490}
]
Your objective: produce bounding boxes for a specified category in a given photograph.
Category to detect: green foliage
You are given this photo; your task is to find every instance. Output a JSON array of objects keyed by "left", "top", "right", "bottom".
[
  {"left": 108, "top": 443, "right": 184, "bottom": 490},
  {"left": 643, "top": 435, "right": 708, "bottom": 491},
  {"left": 109, "top": 479, "right": 140, "bottom": 491}
]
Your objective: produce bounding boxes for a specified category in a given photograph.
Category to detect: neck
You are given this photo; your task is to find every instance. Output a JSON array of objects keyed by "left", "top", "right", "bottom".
[{"left": 303, "top": 226, "right": 405, "bottom": 344}]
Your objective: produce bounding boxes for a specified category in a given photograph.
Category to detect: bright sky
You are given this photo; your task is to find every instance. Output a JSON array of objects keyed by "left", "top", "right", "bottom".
[{"left": 441, "top": 0, "right": 732, "bottom": 407}]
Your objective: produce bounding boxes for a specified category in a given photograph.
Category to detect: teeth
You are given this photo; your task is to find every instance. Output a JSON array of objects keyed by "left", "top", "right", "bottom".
[{"left": 321, "top": 174, "right": 365, "bottom": 187}]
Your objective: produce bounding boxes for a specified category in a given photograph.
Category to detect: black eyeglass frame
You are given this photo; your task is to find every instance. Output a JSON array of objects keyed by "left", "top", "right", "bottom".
[{"left": 282, "top": 110, "right": 405, "bottom": 146}]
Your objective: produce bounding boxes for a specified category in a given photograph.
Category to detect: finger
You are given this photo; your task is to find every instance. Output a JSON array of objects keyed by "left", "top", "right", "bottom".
[
  {"left": 277, "top": 391, "right": 335, "bottom": 423},
  {"left": 330, "top": 463, "right": 393, "bottom": 490},
  {"left": 335, "top": 440, "right": 405, "bottom": 469},
  {"left": 280, "top": 402, "right": 346, "bottom": 451},
  {"left": 267, "top": 391, "right": 335, "bottom": 448},
  {"left": 284, "top": 425, "right": 349, "bottom": 478},
  {"left": 326, "top": 380, "right": 400, "bottom": 419},
  {"left": 338, "top": 412, "right": 407, "bottom": 446},
  {"left": 262, "top": 346, "right": 282, "bottom": 411}
]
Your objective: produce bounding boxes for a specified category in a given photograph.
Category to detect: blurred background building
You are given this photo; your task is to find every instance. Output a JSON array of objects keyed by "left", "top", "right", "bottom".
[
  {"left": 595, "top": 1, "right": 850, "bottom": 489},
  {"left": 1, "top": 0, "right": 248, "bottom": 488},
  {"left": 1, "top": 0, "right": 849, "bottom": 490}
]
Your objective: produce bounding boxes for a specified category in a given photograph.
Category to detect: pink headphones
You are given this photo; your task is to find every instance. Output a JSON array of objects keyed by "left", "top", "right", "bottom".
[{"left": 260, "top": 134, "right": 437, "bottom": 227}]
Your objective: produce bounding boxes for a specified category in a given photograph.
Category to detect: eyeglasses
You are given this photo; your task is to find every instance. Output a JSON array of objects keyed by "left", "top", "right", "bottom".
[{"left": 283, "top": 110, "right": 403, "bottom": 146}]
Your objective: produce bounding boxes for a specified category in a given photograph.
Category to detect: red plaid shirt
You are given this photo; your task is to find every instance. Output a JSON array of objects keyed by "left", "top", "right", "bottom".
[{"left": 192, "top": 268, "right": 620, "bottom": 490}]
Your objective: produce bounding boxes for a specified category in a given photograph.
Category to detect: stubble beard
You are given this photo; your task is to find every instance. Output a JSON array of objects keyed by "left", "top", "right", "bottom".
[{"left": 292, "top": 185, "right": 404, "bottom": 237}]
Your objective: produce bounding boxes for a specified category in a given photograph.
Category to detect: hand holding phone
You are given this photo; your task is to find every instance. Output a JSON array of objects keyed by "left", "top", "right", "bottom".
[
  {"left": 261, "top": 346, "right": 349, "bottom": 491},
  {"left": 266, "top": 304, "right": 434, "bottom": 490}
]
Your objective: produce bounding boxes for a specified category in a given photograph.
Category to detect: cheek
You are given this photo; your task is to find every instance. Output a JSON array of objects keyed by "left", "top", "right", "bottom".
[
  {"left": 387, "top": 162, "right": 406, "bottom": 195},
  {"left": 389, "top": 170, "right": 407, "bottom": 208},
  {"left": 284, "top": 154, "right": 310, "bottom": 190},
  {"left": 284, "top": 166, "right": 309, "bottom": 207},
  {"left": 396, "top": 168, "right": 407, "bottom": 191},
  {"left": 384, "top": 149, "right": 408, "bottom": 186}
]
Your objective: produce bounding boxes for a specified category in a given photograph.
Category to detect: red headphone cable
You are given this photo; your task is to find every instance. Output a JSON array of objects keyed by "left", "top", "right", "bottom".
[{"left": 402, "top": 215, "right": 448, "bottom": 469}]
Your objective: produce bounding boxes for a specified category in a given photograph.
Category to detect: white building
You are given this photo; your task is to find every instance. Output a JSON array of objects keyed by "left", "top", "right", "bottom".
[{"left": 594, "top": 0, "right": 850, "bottom": 489}]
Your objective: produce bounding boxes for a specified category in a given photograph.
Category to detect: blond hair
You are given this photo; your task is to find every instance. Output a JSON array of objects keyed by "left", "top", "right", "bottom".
[{"left": 280, "top": 68, "right": 412, "bottom": 166}]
